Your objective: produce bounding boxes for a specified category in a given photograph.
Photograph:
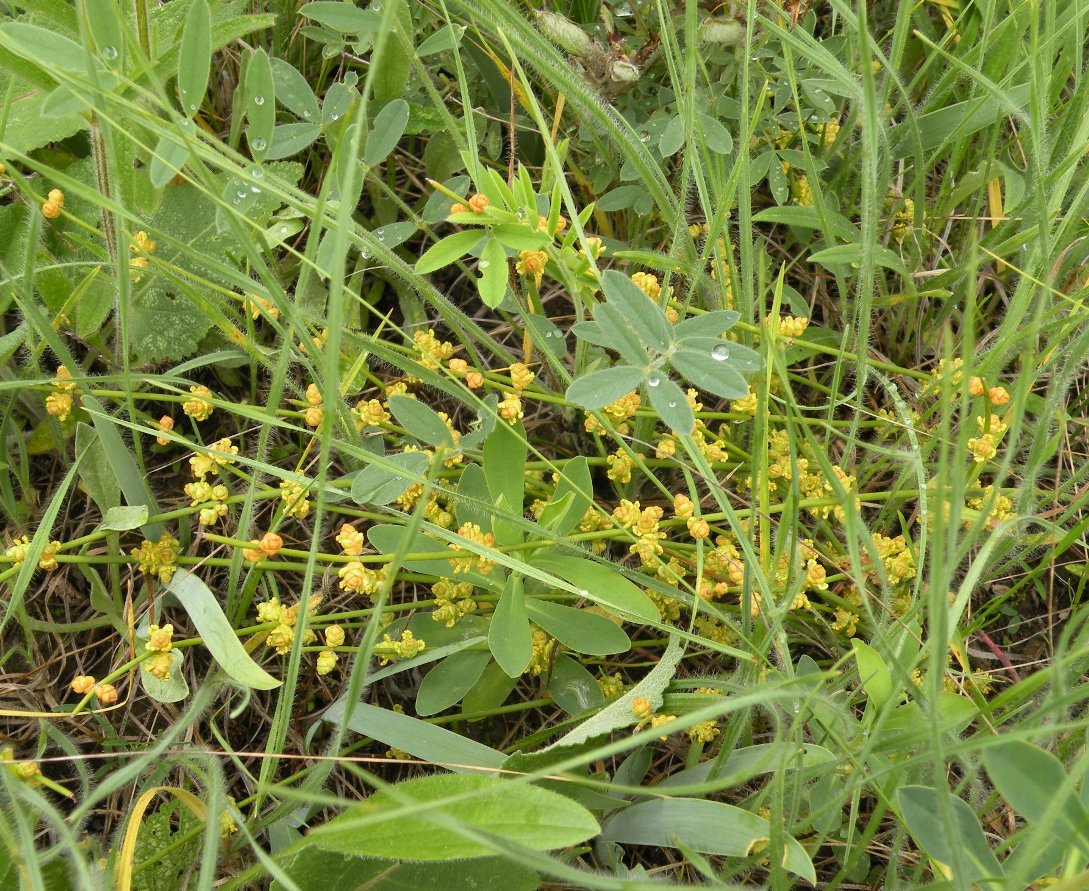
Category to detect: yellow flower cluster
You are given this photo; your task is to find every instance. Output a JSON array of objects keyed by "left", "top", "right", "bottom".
[
  {"left": 508, "top": 362, "right": 535, "bottom": 391},
  {"left": 967, "top": 413, "right": 1009, "bottom": 464},
  {"left": 45, "top": 365, "right": 78, "bottom": 422},
  {"left": 527, "top": 627, "right": 553, "bottom": 676},
  {"left": 498, "top": 392, "right": 523, "bottom": 423},
  {"left": 598, "top": 672, "right": 624, "bottom": 700},
  {"left": 189, "top": 437, "right": 239, "bottom": 480},
  {"left": 613, "top": 500, "right": 666, "bottom": 566},
  {"left": 731, "top": 387, "right": 758, "bottom": 416},
  {"left": 606, "top": 448, "right": 635, "bottom": 484},
  {"left": 414, "top": 328, "right": 455, "bottom": 372},
  {"left": 867, "top": 533, "right": 916, "bottom": 588},
  {"left": 431, "top": 578, "right": 477, "bottom": 626},
  {"left": 183, "top": 480, "right": 230, "bottom": 526},
  {"left": 353, "top": 397, "right": 391, "bottom": 428},
  {"left": 585, "top": 390, "right": 640, "bottom": 436},
  {"left": 302, "top": 383, "right": 323, "bottom": 428},
  {"left": 316, "top": 624, "right": 345, "bottom": 675},
  {"left": 130, "top": 532, "right": 181, "bottom": 583},
  {"left": 375, "top": 629, "right": 425, "bottom": 665},
  {"left": 337, "top": 561, "right": 385, "bottom": 597},
  {"left": 790, "top": 173, "right": 814, "bottom": 207},
  {"left": 766, "top": 314, "right": 809, "bottom": 339},
  {"left": 891, "top": 195, "right": 915, "bottom": 244},
  {"left": 279, "top": 480, "right": 311, "bottom": 519},
  {"left": 257, "top": 594, "right": 321, "bottom": 655},
  {"left": 966, "top": 485, "right": 1015, "bottom": 531},
  {"left": 630, "top": 272, "right": 661, "bottom": 300},
  {"left": 516, "top": 249, "right": 548, "bottom": 286},
  {"left": 143, "top": 623, "right": 174, "bottom": 680},
  {"left": 129, "top": 230, "right": 156, "bottom": 281},
  {"left": 182, "top": 385, "right": 214, "bottom": 421},
  {"left": 242, "top": 531, "right": 284, "bottom": 563},
  {"left": 335, "top": 523, "right": 366, "bottom": 556},
  {"left": 687, "top": 720, "right": 720, "bottom": 744},
  {"left": 42, "top": 187, "right": 64, "bottom": 219},
  {"left": 449, "top": 523, "right": 496, "bottom": 575}
]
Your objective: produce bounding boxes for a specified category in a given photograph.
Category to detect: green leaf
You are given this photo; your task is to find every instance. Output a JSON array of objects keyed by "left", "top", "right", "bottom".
[
  {"left": 698, "top": 113, "right": 734, "bottom": 154},
  {"left": 566, "top": 365, "right": 644, "bottom": 411},
  {"left": 245, "top": 48, "right": 275, "bottom": 161},
  {"left": 753, "top": 205, "right": 858, "bottom": 241},
  {"left": 415, "top": 230, "right": 485, "bottom": 274},
  {"left": 75, "top": 422, "right": 120, "bottom": 515},
  {"left": 672, "top": 310, "right": 740, "bottom": 341},
  {"left": 372, "top": 221, "right": 417, "bottom": 249},
  {"left": 177, "top": 0, "right": 211, "bottom": 115},
  {"left": 350, "top": 451, "right": 429, "bottom": 505},
  {"left": 364, "top": 98, "right": 409, "bottom": 166},
  {"left": 547, "top": 653, "right": 605, "bottom": 715},
  {"left": 323, "top": 699, "right": 505, "bottom": 769},
  {"left": 524, "top": 313, "right": 567, "bottom": 360},
  {"left": 482, "top": 417, "right": 525, "bottom": 546},
  {"left": 489, "top": 575, "right": 533, "bottom": 678},
  {"left": 163, "top": 569, "right": 281, "bottom": 690},
  {"left": 149, "top": 132, "right": 191, "bottom": 189},
  {"left": 590, "top": 303, "right": 650, "bottom": 366},
  {"left": 851, "top": 639, "right": 894, "bottom": 711},
  {"left": 299, "top": 2, "right": 382, "bottom": 33},
  {"left": 600, "top": 269, "right": 672, "bottom": 352},
  {"left": 453, "top": 463, "right": 493, "bottom": 532},
  {"left": 139, "top": 649, "right": 189, "bottom": 703},
  {"left": 659, "top": 114, "right": 685, "bottom": 157},
  {"left": 273, "top": 848, "right": 537, "bottom": 891},
  {"left": 477, "top": 237, "right": 508, "bottom": 308},
  {"left": 646, "top": 374, "right": 694, "bottom": 434},
  {"left": 670, "top": 348, "right": 751, "bottom": 401},
  {"left": 491, "top": 224, "right": 550, "bottom": 252},
  {"left": 388, "top": 395, "right": 454, "bottom": 447},
  {"left": 597, "top": 185, "right": 644, "bottom": 212},
  {"left": 983, "top": 741, "right": 1089, "bottom": 860},
  {"left": 529, "top": 552, "right": 659, "bottom": 624},
  {"left": 898, "top": 786, "right": 1005, "bottom": 885},
  {"left": 98, "top": 505, "right": 149, "bottom": 532},
  {"left": 416, "top": 650, "right": 492, "bottom": 716},
  {"left": 266, "top": 122, "right": 321, "bottom": 160},
  {"left": 306, "top": 774, "right": 599, "bottom": 860},
  {"left": 525, "top": 599, "right": 629, "bottom": 656},
  {"left": 535, "top": 455, "right": 592, "bottom": 537},
  {"left": 417, "top": 23, "right": 466, "bottom": 57},
  {"left": 367, "top": 524, "right": 500, "bottom": 590},
  {"left": 270, "top": 56, "right": 320, "bottom": 121},
  {"left": 600, "top": 799, "right": 815, "bottom": 883},
  {"left": 0, "top": 23, "right": 90, "bottom": 74},
  {"left": 808, "top": 243, "right": 907, "bottom": 274}
]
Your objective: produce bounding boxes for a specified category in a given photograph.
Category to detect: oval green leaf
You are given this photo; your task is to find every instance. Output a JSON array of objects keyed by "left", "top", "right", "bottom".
[
  {"left": 566, "top": 365, "right": 644, "bottom": 411},
  {"left": 529, "top": 553, "right": 659, "bottom": 624},
  {"left": 415, "top": 650, "right": 492, "bottom": 716},
  {"left": 177, "top": 0, "right": 211, "bottom": 115},
  {"left": 525, "top": 599, "right": 629, "bottom": 656},
  {"left": 489, "top": 575, "right": 533, "bottom": 678}
]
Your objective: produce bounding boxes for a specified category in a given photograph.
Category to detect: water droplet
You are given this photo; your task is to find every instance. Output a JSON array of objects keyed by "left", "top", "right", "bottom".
[
  {"left": 280, "top": 225, "right": 290, "bottom": 234},
  {"left": 253, "top": 95, "right": 265, "bottom": 106},
  {"left": 647, "top": 374, "right": 661, "bottom": 388},
  {"left": 478, "top": 260, "right": 490, "bottom": 270},
  {"left": 516, "top": 209, "right": 525, "bottom": 221},
  {"left": 577, "top": 589, "right": 589, "bottom": 598},
  {"left": 250, "top": 186, "right": 260, "bottom": 194},
  {"left": 372, "top": 2, "right": 382, "bottom": 10},
  {"left": 322, "top": 45, "right": 338, "bottom": 59},
  {"left": 232, "top": 197, "right": 241, "bottom": 205},
  {"left": 303, "top": 110, "right": 312, "bottom": 119},
  {"left": 711, "top": 343, "right": 730, "bottom": 361},
  {"left": 101, "top": 46, "right": 118, "bottom": 60},
  {"left": 329, "top": 113, "right": 340, "bottom": 121},
  {"left": 188, "top": 103, "right": 197, "bottom": 111},
  {"left": 236, "top": 189, "right": 247, "bottom": 199},
  {"left": 251, "top": 136, "right": 267, "bottom": 151},
  {"left": 359, "top": 250, "right": 370, "bottom": 260},
  {"left": 668, "top": 400, "right": 677, "bottom": 408},
  {"left": 377, "top": 231, "right": 385, "bottom": 241},
  {"left": 251, "top": 167, "right": 263, "bottom": 179}
]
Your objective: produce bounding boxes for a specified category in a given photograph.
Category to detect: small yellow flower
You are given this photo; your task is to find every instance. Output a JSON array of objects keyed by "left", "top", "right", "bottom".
[
  {"left": 449, "top": 202, "right": 468, "bottom": 215},
  {"left": 48, "top": 189, "right": 64, "bottom": 207},
  {"left": 324, "top": 624, "right": 345, "bottom": 648},
  {"left": 259, "top": 532, "right": 283, "bottom": 557},
  {"left": 146, "top": 624, "right": 174, "bottom": 653},
  {"left": 93, "top": 683, "right": 118, "bottom": 705},
  {"left": 509, "top": 362, "right": 535, "bottom": 391},
  {"left": 468, "top": 193, "right": 489, "bottom": 213},
  {"left": 579, "top": 236, "right": 605, "bottom": 259},
  {"left": 498, "top": 392, "right": 523, "bottom": 423},
  {"left": 687, "top": 516, "right": 711, "bottom": 540},
  {"left": 279, "top": 480, "right": 311, "bottom": 519},
  {"left": 968, "top": 376, "right": 986, "bottom": 397},
  {"left": 515, "top": 250, "right": 548, "bottom": 286},
  {"left": 988, "top": 386, "right": 1010, "bottom": 406},
  {"left": 448, "top": 358, "right": 469, "bottom": 376},
  {"left": 131, "top": 532, "right": 181, "bottom": 583},
  {"left": 465, "top": 371, "right": 484, "bottom": 389},
  {"left": 45, "top": 391, "right": 73, "bottom": 422},
  {"left": 631, "top": 696, "right": 653, "bottom": 719},
  {"left": 156, "top": 415, "right": 174, "bottom": 446},
  {"left": 673, "top": 493, "right": 694, "bottom": 520},
  {"left": 353, "top": 398, "right": 390, "bottom": 427},
  {"left": 182, "top": 386, "right": 214, "bottom": 421},
  {"left": 335, "top": 523, "right": 366, "bottom": 556},
  {"left": 316, "top": 650, "right": 338, "bottom": 675},
  {"left": 631, "top": 272, "right": 661, "bottom": 299},
  {"left": 38, "top": 540, "right": 62, "bottom": 571},
  {"left": 70, "top": 675, "right": 96, "bottom": 694},
  {"left": 304, "top": 405, "right": 323, "bottom": 427},
  {"left": 144, "top": 651, "right": 173, "bottom": 681}
]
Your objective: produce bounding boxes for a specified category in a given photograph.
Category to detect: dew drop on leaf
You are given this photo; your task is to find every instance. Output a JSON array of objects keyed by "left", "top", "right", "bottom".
[
  {"left": 253, "top": 95, "right": 265, "bottom": 106},
  {"left": 647, "top": 374, "right": 661, "bottom": 388},
  {"left": 711, "top": 343, "right": 730, "bottom": 361}
]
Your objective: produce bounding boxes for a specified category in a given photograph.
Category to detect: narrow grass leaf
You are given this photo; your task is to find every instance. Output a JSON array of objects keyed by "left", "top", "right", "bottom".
[{"left": 164, "top": 569, "right": 281, "bottom": 690}]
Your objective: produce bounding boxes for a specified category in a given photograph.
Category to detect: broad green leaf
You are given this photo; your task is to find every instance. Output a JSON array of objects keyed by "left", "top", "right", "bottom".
[
  {"left": 388, "top": 395, "right": 454, "bottom": 447},
  {"left": 416, "top": 650, "right": 492, "bottom": 716},
  {"left": 364, "top": 98, "right": 409, "bottom": 166},
  {"left": 600, "top": 799, "right": 815, "bottom": 883},
  {"left": 245, "top": 48, "right": 275, "bottom": 161},
  {"left": 851, "top": 639, "right": 894, "bottom": 711},
  {"left": 597, "top": 185, "right": 644, "bottom": 212},
  {"left": 536, "top": 455, "right": 592, "bottom": 537},
  {"left": 164, "top": 569, "right": 281, "bottom": 690},
  {"left": 415, "top": 230, "right": 485, "bottom": 274},
  {"left": 299, "top": 2, "right": 382, "bottom": 33},
  {"left": 41, "top": 85, "right": 90, "bottom": 117},
  {"left": 753, "top": 205, "right": 858, "bottom": 241},
  {"left": 566, "top": 365, "right": 644, "bottom": 411},
  {"left": 489, "top": 575, "right": 533, "bottom": 678},
  {"left": 350, "top": 451, "right": 429, "bottom": 505},
  {"left": 454, "top": 463, "right": 493, "bottom": 532},
  {"left": 139, "top": 649, "right": 188, "bottom": 703},
  {"left": 530, "top": 552, "right": 659, "bottom": 623},
  {"left": 149, "top": 132, "right": 191, "bottom": 189},
  {"left": 672, "top": 310, "right": 740, "bottom": 341},
  {"left": 367, "top": 524, "right": 500, "bottom": 590},
  {"left": 82, "top": 396, "right": 162, "bottom": 538},
  {"left": 646, "top": 374, "right": 694, "bottom": 434},
  {"left": 506, "top": 637, "right": 683, "bottom": 767},
  {"left": 659, "top": 114, "right": 684, "bottom": 157},
  {"left": 266, "top": 122, "right": 321, "bottom": 160},
  {"left": 891, "top": 84, "right": 1032, "bottom": 156},
  {"left": 898, "top": 786, "right": 1005, "bottom": 885},
  {"left": 591, "top": 303, "right": 650, "bottom": 366},
  {"left": 601, "top": 269, "right": 672, "bottom": 352},
  {"left": 306, "top": 774, "right": 599, "bottom": 860},
  {"left": 270, "top": 56, "right": 320, "bottom": 121},
  {"left": 525, "top": 599, "right": 629, "bottom": 656},
  {"left": 477, "top": 237, "right": 508, "bottom": 308},
  {"left": 177, "top": 0, "right": 211, "bottom": 115},
  {"left": 677, "top": 335, "right": 761, "bottom": 373},
  {"left": 482, "top": 417, "right": 525, "bottom": 546},
  {"left": 698, "top": 113, "right": 734, "bottom": 154},
  {"left": 372, "top": 221, "right": 417, "bottom": 249},
  {"left": 86, "top": 0, "right": 125, "bottom": 69},
  {"left": 75, "top": 422, "right": 120, "bottom": 515},
  {"left": 569, "top": 321, "right": 616, "bottom": 350},
  {"left": 983, "top": 741, "right": 1089, "bottom": 860},
  {"left": 524, "top": 313, "right": 567, "bottom": 360},
  {"left": 273, "top": 848, "right": 537, "bottom": 891},
  {"left": 98, "top": 505, "right": 149, "bottom": 532},
  {"left": 808, "top": 243, "right": 907, "bottom": 274},
  {"left": 416, "top": 23, "right": 466, "bottom": 56},
  {"left": 0, "top": 23, "right": 89, "bottom": 74},
  {"left": 671, "top": 348, "right": 751, "bottom": 401},
  {"left": 463, "top": 659, "right": 519, "bottom": 715},
  {"left": 547, "top": 653, "right": 605, "bottom": 715},
  {"left": 491, "top": 224, "right": 550, "bottom": 252},
  {"left": 370, "top": 0, "right": 411, "bottom": 102},
  {"left": 323, "top": 700, "right": 505, "bottom": 770}
]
